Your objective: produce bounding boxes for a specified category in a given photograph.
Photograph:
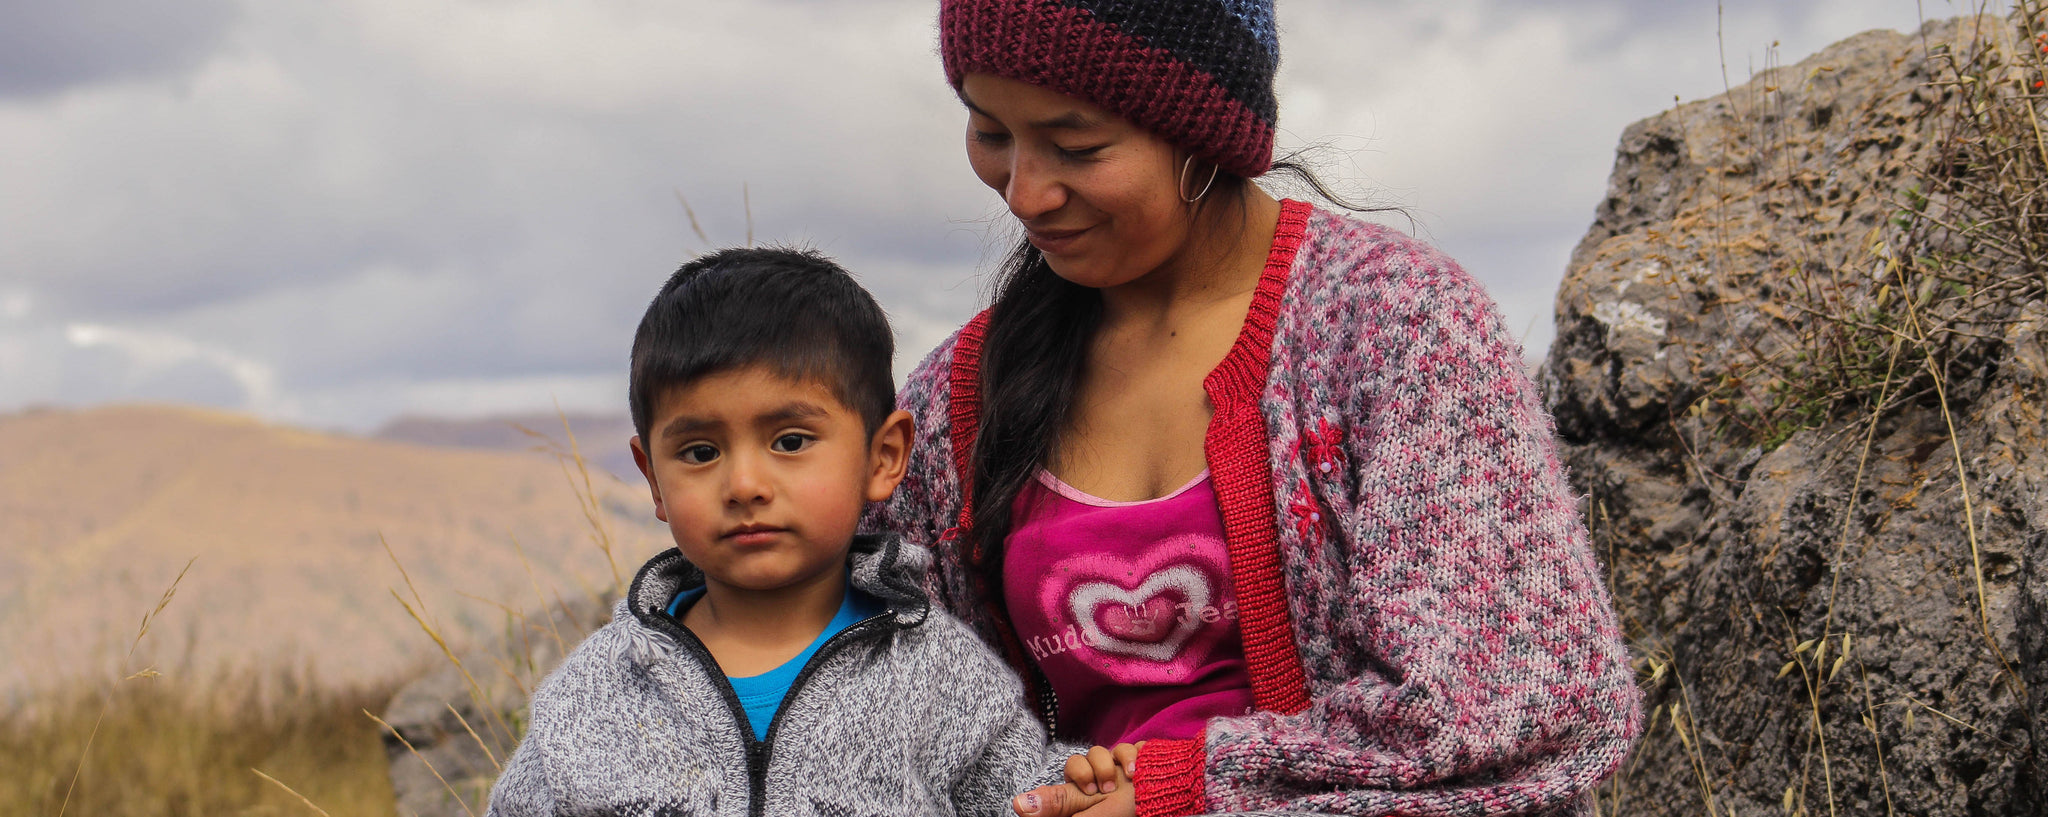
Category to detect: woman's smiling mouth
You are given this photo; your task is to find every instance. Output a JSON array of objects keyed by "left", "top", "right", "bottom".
[{"left": 1025, "top": 225, "right": 1091, "bottom": 254}]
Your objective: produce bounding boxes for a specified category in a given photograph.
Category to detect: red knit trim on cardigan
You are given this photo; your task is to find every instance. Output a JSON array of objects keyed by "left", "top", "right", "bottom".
[
  {"left": 948, "top": 310, "right": 991, "bottom": 539},
  {"left": 1133, "top": 734, "right": 1208, "bottom": 817},
  {"left": 1207, "top": 197, "right": 1313, "bottom": 716}
]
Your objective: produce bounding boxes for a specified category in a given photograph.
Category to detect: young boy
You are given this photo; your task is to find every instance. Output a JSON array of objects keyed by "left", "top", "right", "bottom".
[{"left": 488, "top": 247, "right": 1062, "bottom": 816}]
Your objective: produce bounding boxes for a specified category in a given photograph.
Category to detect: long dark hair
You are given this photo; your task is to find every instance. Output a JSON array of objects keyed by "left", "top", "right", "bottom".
[{"left": 963, "top": 158, "right": 1381, "bottom": 594}]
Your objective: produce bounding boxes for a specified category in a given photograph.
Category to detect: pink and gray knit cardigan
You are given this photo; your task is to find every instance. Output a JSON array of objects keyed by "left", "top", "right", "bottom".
[{"left": 866, "top": 200, "right": 1642, "bottom": 816}]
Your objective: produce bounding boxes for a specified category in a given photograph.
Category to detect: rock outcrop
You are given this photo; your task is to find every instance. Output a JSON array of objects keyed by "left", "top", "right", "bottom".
[{"left": 1544, "top": 17, "right": 2045, "bottom": 816}]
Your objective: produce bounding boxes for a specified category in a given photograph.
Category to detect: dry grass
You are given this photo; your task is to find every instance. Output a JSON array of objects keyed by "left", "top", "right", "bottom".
[
  {"left": 0, "top": 672, "right": 399, "bottom": 817},
  {"left": 0, "top": 556, "right": 399, "bottom": 815}
]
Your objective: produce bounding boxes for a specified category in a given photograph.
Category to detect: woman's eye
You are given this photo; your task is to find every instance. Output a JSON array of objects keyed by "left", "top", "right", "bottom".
[
  {"left": 771, "top": 434, "right": 813, "bottom": 454},
  {"left": 969, "top": 129, "right": 1011, "bottom": 145},
  {"left": 679, "top": 444, "right": 719, "bottom": 464},
  {"left": 1057, "top": 144, "right": 1105, "bottom": 159}
]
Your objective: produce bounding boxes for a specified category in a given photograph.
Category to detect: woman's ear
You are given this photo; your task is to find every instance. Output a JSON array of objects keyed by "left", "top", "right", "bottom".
[{"left": 864, "top": 409, "right": 916, "bottom": 502}]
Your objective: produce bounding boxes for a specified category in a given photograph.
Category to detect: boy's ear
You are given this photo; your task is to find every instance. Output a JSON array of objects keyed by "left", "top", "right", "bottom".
[
  {"left": 864, "top": 409, "right": 916, "bottom": 503},
  {"left": 629, "top": 434, "right": 669, "bottom": 523}
]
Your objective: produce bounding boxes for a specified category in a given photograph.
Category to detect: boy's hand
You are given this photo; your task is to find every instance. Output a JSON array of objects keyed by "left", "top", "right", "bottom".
[
  {"left": 1064, "top": 743, "right": 1143, "bottom": 795},
  {"left": 1011, "top": 742, "right": 1144, "bottom": 817}
]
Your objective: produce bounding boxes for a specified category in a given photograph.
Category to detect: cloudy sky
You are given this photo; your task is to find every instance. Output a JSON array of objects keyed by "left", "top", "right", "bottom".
[{"left": 0, "top": 0, "right": 1945, "bottom": 431}]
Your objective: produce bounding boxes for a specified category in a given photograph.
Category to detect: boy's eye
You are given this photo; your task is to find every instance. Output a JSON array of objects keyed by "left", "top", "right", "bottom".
[
  {"left": 679, "top": 444, "right": 719, "bottom": 464},
  {"left": 969, "top": 128, "right": 1011, "bottom": 146},
  {"left": 770, "top": 434, "right": 813, "bottom": 454}
]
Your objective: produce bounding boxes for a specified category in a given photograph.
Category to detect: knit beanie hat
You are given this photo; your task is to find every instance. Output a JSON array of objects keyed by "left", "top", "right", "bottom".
[{"left": 940, "top": 0, "right": 1279, "bottom": 179}]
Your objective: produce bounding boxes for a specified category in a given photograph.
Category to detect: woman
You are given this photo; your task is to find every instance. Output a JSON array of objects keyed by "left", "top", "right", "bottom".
[{"left": 867, "top": 2, "right": 1641, "bottom": 815}]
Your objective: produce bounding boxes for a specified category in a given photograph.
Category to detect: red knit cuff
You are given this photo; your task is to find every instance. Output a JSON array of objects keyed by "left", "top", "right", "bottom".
[{"left": 1133, "top": 734, "right": 1207, "bottom": 817}]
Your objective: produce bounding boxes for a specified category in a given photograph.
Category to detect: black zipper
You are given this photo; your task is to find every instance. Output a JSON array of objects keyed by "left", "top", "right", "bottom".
[{"left": 647, "top": 604, "right": 896, "bottom": 817}]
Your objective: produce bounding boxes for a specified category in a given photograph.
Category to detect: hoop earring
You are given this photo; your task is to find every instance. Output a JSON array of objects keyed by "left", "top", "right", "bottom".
[{"left": 1179, "top": 155, "right": 1220, "bottom": 204}]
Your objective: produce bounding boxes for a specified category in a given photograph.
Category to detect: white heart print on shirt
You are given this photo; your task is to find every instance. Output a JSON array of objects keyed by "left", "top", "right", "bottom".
[{"left": 1068, "top": 564, "right": 1210, "bottom": 662}]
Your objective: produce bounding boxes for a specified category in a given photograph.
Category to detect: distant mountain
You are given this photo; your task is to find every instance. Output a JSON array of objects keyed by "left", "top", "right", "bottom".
[
  {"left": 373, "top": 412, "right": 641, "bottom": 483},
  {"left": 0, "top": 405, "right": 666, "bottom": 702}
]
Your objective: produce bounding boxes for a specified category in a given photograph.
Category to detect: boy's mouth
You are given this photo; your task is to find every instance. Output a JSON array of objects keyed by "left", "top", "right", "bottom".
[{"left": 722, "top": 523, "right": 788, "bottom": 546}]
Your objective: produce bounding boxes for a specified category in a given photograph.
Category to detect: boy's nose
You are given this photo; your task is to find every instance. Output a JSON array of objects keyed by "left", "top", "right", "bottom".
[{"left": 725, "top": 453, "right": 774, "bottom": 505}]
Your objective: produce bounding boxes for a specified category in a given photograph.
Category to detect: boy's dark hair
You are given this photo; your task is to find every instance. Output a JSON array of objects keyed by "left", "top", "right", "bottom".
[{"left": 630, "top": 247, "right": 895, "bottom": 444}]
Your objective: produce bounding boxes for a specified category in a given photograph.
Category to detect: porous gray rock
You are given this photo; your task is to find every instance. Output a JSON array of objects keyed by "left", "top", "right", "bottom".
[{"left": 1543, "top": 17, "right": 2045, "bottom": 816}]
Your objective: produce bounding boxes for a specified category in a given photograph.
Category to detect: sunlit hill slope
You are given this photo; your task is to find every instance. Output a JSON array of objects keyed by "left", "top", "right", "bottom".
[{"left": 0, "top": 404, "right": 663, "bottom": 702}]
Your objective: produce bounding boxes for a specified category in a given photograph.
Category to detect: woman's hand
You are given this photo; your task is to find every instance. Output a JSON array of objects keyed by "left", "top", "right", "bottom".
[{"left": 1013, "top": 743, "right": 1143, "bottom": 817}]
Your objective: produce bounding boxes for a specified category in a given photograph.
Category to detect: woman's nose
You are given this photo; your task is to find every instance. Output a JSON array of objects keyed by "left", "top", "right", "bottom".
[{"left": 1004, "top": 151, "right": 1065, "bottom": 222}]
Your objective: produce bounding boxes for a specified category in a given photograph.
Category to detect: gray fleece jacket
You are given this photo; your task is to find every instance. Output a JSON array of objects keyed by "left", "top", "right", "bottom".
[{"left": 487, "top": 535, "right": 1064, "bottom": 817}]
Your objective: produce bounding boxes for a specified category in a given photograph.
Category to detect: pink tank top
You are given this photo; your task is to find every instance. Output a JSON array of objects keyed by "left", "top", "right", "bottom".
[{"left": 1004, "top": 469, "right": 1257, "bottom": 747}]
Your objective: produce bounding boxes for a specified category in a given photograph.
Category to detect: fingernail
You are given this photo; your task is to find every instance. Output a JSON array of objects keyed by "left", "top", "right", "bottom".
[
  {"left": 1103, "top": 781, "right": 1117, "bottom": 793},
  {"left": 1016, "top": 792, "right": 1040, "bottom": 813},
  {"left": 1084, "top": 782, "right": 1098, "bottom": 795}
]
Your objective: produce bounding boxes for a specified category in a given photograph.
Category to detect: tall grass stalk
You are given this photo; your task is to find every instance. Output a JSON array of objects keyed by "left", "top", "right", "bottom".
[
  {"left": 56, "top": 556, "right": 194, "bottom": 817},
  {"left": 374, "top": 408, "right": 633, "bottom": 814}
]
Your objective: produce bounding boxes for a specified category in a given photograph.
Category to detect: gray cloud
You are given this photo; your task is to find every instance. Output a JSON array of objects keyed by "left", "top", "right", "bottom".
[
  {"left": 0, "top": 0, "right": 1940, "bottom": 429},
  {"left": 0, "top": 0, "right": 241, "bottom": 97},
  {"left": 4, "top": 2, "right": 976, "bottom": 384}
]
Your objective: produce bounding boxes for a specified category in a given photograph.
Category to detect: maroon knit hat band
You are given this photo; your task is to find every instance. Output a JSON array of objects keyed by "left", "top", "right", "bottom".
[{"left": 941, "top": 0, "right": 1277, "bottom": 179}]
